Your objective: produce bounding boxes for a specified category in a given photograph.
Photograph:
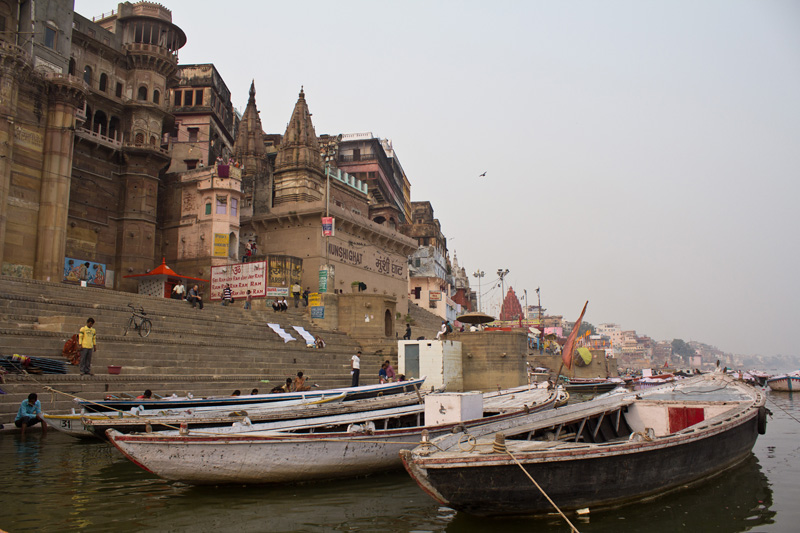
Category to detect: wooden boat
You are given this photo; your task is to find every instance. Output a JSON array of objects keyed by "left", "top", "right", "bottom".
[
  {"left": 75, "top": 390, "right": 438, "bottom": 439},
  {"left": 43, "top": 393, "right": 348, "bottom": 439},
  {"left": 106, "top": 385, "right": 564, "bottom": 484},
  {"left": 561, "top": 377, "right": 624, "bottom": 394},
  {"left": 77, "top": 377, "right": 427, "bottom": 412},
  {"left": 400, "top": 374, "right": 767, "bottom": 517},
  {"left": 766, "top": 372, "right": 800, "bottom": 392},
  {"left": 633, "top": 373, "right": 680, "bottom": 390}
]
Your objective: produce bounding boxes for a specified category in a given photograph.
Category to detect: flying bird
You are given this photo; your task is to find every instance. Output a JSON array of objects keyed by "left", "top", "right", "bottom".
[{"left": 478, "top": 172, "right": 487, "bottom": 177}]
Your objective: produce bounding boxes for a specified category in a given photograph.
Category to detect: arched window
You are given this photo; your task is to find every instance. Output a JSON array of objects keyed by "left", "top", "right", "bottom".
[
  {"left": 149, "top": 136, "right": 157, "bottom": 145},
  {"left": 68, "top": 58, "right": 76, "bottom": 76},
  {"left": 134, "top": 132, "right": 144, "bottom": 144},
  {"left": 137, "top": 86, "right": 147, "bottom": 101},
  {"left": 83, "top": 65, "right": 92, "bottom": 86},
  {"left": 153, "top": 90, "right": 160, "bottom": 104},
  {"left": 93, "top": 110, "right": 107, "bottom": 136},
  {"left": 228, "top": 232, "right": 237, "bottom": 258},
  {"left": 384, "top": 309, "right": 393, "bottom": 337},
  {"left": 99, "top": 73, "right": 107, "bottom": 92},
  {"left": 108, "top": 116, "right": 120, "bottom": 141}
]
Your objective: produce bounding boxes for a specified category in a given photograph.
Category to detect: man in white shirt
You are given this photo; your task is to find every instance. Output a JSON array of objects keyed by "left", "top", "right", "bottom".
[
  {"left": 172, "top": 281, "right": 185, "bottom": 300},
  {"left": 351, "top": 350, "right": 361, "bottom": 387}
]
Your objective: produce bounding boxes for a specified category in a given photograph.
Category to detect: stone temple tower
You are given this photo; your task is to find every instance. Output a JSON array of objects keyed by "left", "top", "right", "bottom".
[
  {"left": 233, "top": 81, "right": 271, "bottom": 218},
  {"left": 94, "top": 2, "right": 186, "bottom": 289},
  {"left": 272, "top": 87, "right": 325, "bottom": 206}
]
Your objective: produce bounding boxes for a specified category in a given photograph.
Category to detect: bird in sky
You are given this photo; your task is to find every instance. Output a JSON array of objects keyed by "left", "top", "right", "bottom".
[{"left": 478, "top": 172, "right": 487, "bottom": 177}]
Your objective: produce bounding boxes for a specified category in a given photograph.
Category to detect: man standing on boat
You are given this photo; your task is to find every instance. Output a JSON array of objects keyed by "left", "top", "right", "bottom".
[{"left": 351, "top": 350, "right": 361, "bottom": 387}]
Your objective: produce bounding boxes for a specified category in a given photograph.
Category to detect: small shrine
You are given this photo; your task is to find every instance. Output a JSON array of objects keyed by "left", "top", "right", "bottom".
[{"left": 123, "top": 259, "right": 209, "bottom": 298}]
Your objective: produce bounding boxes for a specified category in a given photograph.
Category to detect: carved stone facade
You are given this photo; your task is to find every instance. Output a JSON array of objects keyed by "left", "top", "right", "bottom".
[
  {"left": 0, "top": 1, "right": 186, "bottom": 290},
  {"left": 238, "top": 88, "right": 418, "bottom": 319},
  {"left": 0, "top": 1, "right": 420, "bottom": 322}
]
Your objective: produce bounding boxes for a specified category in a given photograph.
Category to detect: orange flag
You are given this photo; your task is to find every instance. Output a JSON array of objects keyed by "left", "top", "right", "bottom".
[{"left": 562, "top": 301, "right": 588, "bottom": 370}]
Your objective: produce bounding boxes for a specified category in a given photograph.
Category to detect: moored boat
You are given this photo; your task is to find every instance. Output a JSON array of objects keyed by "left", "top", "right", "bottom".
[
  {"left": 766, "top": 372, "right": 800, "bottom": 392},
  {"left": 561, "top": 377, "right": 625, "bottom": 394},
  {"left": 44, "top": 392, "right": 348, "bottom": 439},
  {"left": 106, "top": 384, "right": 564, "bottom": 484},
  {"left": 633, "top": 373, "right": 679, "bottom": 390},
  {"left": 77, "top": 377, "right": 427, "bottom": 412},
  {"left": 400, "top": 374, "right": 767, "bottom": 517}
]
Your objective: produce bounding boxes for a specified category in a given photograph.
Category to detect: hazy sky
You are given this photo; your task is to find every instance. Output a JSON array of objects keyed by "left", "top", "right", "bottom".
[{"left": 76, "top": 1, "right": 799, "bottom": 357}]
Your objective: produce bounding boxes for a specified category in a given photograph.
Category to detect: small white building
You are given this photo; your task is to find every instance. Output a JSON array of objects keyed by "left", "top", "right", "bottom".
[{"left": 398, "top": 339, "right": 464, "bottom": 392}]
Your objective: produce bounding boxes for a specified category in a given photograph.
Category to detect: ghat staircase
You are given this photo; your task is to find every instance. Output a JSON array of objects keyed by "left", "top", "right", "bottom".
[{"left": 0, "top": 276, "right": 443, "bottom": 424}]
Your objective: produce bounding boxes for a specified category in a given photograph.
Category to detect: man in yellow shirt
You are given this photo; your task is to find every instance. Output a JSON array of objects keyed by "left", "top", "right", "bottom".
[{"left": 78, "top": 317, "right": 98, "bottom": 376}]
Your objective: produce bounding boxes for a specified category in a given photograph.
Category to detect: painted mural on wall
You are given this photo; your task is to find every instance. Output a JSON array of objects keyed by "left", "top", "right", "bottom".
[
  {"left": 268, "top": 255, "right": 303, "bottom": 286},
  {"left": 210, "top": 261, "right": 266, "bottom": 300},
  {"left": 63, "top": 258, "right": 107, "bottom": 286}
]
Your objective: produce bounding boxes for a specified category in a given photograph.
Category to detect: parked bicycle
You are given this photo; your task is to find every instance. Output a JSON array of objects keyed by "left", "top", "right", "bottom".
[{"left": 124, "top": 303, "right": 152, "bottom": 338}]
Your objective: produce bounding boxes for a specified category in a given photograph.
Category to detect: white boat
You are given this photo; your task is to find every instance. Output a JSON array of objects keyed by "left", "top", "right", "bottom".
[
  {"left": 766, "top": 371, "right": 800, "bottom": 392},
  {"left": 44, "top": 393, "right": 348, "bottom": 439},
  {"left": 400, "top": 374, "right": 767, "bottom": 517},
  {"left": 107, "top": 384, "right": 564, "bottom": 484}
]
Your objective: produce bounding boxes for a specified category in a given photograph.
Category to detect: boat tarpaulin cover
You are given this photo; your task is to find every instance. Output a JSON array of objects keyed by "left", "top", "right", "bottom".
[{"left": 576, "top": 347, "right": 593, "bottom": 366}]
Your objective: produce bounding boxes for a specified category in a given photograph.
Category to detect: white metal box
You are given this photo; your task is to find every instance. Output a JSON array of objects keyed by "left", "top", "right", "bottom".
[{"left": 424, "top": 392, "right": 483, "bottom": 426}]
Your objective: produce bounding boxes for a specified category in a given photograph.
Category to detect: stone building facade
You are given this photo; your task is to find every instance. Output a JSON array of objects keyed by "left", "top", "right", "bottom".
[
  {"left": 236, "top": 87, "right": 418, "bottom": 317},
  {"left": 167, "top": 63, "right": 237, "bottom": 173},
  {"left": 399, "top": 201, "right": 459, "bottom": 321},
  {"left": 333, "top": 133, "right": 411, "bottom": 228},
  {"left": 0, "top": 1, "right": 422, "bottom": 330},
  {"left": 0, "top": 1, "right": 186, "bottom": 292}
]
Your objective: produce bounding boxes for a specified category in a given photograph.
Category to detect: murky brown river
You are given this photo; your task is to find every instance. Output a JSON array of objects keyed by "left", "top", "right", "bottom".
[{"left": 1, "top": 390, "right": 798, "bottom": 532}]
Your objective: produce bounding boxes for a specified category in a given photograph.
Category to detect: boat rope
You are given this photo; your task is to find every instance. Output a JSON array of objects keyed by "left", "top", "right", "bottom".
[
  {"left": 766, "top": 395, "right": 800, "bottom": 425},
  {"left": 503, "top": 444, "right": 580, "bottom": 532}
]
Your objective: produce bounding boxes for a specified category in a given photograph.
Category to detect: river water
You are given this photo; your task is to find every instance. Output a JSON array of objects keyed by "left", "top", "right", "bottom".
[{"left": 1, "top": 390, "right": 798, "bottom": 532}]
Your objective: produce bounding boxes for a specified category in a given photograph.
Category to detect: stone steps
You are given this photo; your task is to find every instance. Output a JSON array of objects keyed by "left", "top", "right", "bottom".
[{"left": 0, "top": 276, "right": 390, "bottom": 424}]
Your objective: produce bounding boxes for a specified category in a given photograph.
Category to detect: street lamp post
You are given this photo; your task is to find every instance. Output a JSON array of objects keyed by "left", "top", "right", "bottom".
[
  {"left": 472, "top": 270, "right": 485, "bottom": 313},
  {"left": 322, "top": 136, "right": 339, "bottom": 270}
]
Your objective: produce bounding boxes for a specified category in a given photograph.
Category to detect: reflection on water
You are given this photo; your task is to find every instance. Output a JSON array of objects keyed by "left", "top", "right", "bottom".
[
  {"left": 1, "top": 389, "right": 798, "bottom": 532},
  {"left": 443, "top": 454, "right": 774, "bottom": 533}
]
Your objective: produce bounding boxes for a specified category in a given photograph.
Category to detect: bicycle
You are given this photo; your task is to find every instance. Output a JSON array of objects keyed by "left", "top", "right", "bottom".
[{"left": 124, "top": 303, "right": 152, "bottom": 338}]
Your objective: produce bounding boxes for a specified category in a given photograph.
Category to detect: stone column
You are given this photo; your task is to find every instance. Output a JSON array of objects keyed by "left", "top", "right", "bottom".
[
  {"left": 116, "top": 149, "right": 169, "bottom": 291},
  {"left": 33, "top": 75, "right": 85, "bottom": 281},
  {"left": 0, "top": 43, "right": 30, "bottom": 269}
]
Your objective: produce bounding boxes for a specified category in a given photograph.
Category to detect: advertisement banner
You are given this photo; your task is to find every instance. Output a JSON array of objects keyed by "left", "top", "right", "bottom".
[
  {"left": 213, "top": 233, "right": 229, "bottom": 257},
  {"left": 266, "top": 287, "right": 290, "bottom": 298},
  {"left": 308, "top": 293, "right": 322, "bottom": 307},
  {"left": 322, "top": 217, "right": 335, "bottom": 237},
  {"left": 429, "top": 290, "right": 442, "bottom": 301},
  {"left": 318, "top": 269, "right": 328, "bottom": 292},
  {"left": 310, "top": 306, "right": 325, "bottom": 319},
  {"left": 210, "top": 261, "right": 266, "bottom": 300}
]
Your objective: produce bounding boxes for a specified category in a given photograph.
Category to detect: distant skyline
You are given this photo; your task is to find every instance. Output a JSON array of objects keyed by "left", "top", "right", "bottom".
[{"left": 76, "top": 0, "right": 800, "bottom": 356}]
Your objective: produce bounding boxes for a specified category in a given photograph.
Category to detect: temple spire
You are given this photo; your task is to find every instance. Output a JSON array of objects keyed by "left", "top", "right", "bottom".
[
  {"left": 275, "top": 87, "right": 322, "bottom": 172},
  {"left": 234, "top": 81, "right": 266, "bottom": 159},
  {"left": 272, "top": 87, "right": 325, "bottom": 206}
]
